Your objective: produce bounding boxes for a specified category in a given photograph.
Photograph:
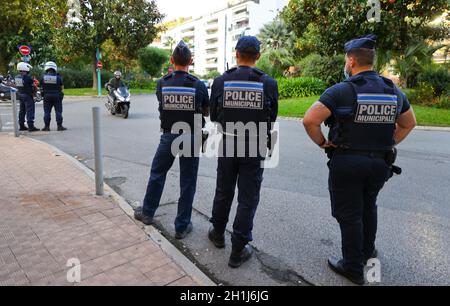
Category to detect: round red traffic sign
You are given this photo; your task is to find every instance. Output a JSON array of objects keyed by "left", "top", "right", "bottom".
[
  {"left": 18, "top": 45, "right": 31, "bottom": 56},
  {"left": 97, "top": 61, "right": 103, "bottom": 69}
]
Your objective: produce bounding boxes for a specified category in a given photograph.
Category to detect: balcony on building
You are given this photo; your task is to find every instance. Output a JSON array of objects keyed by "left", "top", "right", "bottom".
[
  {"left": 232, "top": 7, "right": 249, "bottom": 22},
  {"left": 205, "top": 18, "right": 219, "bottom": 31},
  {"left": 232, "top": 19, "right": 249, "bottom": 33}
]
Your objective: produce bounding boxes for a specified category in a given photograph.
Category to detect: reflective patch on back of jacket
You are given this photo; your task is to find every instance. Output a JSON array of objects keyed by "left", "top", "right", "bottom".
[
  {"left": 14, "top": 77, "right": 24, "bottom": 87},
  {"left": 43, "top": 75, "right": 58, "bottom": 84},
  {"left": 223, "top": 81, "right": 264, "bottom": 110},
  {"left": 162, "top": 86, "right": 196, "bottom": 111},
  {"left": 355, "top": 94, "right": 397, "bottom": 124}
]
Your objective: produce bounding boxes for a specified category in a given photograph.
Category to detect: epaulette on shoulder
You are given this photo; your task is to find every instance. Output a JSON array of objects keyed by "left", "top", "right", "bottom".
[
  {"left": 251, "top": 67, "right": 265, "bottom": 76},
  {"left": 162, "top": 73, "right": 173, "bottom": 80},
  {"left": 186, "top": 74, "right": 199, "bottom": 81},
  {"left": 380, "top": 75, "right": 394, "bottom": 87},
  {"left": 225, "top": 67, "right": 237, "bottom": 74}
]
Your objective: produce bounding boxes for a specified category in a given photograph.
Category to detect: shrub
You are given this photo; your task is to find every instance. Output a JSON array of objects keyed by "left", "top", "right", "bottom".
[
  {"left": 125, "top": 77, "right": 156, "bottom": 90},
  {"left": 138, "top": 47, "right": 169, "bottom": 78},
  {"left": 298, "top": 53, "right": 345, "bottom": 86},
  {"left": 404, "top": 83, "right": 450, "bottom": 109},
  {"left": 418, "top": 65, "right": 450, "bottom": 97},
  {"left": 256, "top": 53, "right": 284, "bottom": 78},
  {"left": 276, "top": 77, "right": 326, "bottom": 99},
  {"left": 202, "top": 70, "right": 221, "bottom": 79}
]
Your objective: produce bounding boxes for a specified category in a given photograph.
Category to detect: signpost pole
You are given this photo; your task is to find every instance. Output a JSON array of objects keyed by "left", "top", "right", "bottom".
[{"left": 96, "top": 48, "right": 102, "bottom": 97}]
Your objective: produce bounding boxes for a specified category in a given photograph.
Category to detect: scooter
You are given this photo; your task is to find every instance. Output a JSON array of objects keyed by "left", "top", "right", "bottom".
[
  {"left": 105, "top": 86, "right": 131, "bottom": 119},
  {"left": 0, "top": 76, "right": 14, "bottom": 101}
]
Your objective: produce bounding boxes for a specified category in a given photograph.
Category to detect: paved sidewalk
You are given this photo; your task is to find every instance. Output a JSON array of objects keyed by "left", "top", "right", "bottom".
[{"left": 0, "top": 134, "right": 204, "bottom": 286}]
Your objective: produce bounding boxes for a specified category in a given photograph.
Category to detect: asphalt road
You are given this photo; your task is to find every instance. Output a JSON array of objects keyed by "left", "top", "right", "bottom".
[{"left": 13, "top": 94, "right": 450, "bottom": 286}]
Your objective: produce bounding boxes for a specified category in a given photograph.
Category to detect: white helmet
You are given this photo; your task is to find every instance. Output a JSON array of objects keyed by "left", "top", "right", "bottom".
[
  {"left": 17, "top": 62, "right": 32, "bottom": 72},
  {"left": 114, "top": 71, "right": 122, "bottom": 78},
  {"left": 44, "top": 61, "right": 58, "bottom": 72}
]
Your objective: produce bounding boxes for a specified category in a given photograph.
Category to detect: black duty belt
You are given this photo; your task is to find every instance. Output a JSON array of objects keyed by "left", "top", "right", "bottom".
[{"left": 334, "top": 149, "right": 389, "bottom": 159}]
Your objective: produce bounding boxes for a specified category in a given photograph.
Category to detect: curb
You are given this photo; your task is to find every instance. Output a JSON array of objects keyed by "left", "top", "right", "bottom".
[
  {"left": 26, "top": 136, "right": 216, "bottom": 287},
  {"left": 278, "top": 116, "right": 450, "bottom": 132}
]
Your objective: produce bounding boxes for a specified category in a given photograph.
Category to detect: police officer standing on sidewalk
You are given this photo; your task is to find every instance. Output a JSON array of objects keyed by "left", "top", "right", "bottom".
[
  {"left": 208, "top": 36, "right": 278, "bottom": 268},
  {"left": 41, "top": 61, "right": 67, "bottom": 131},
  {"left": 14, "top": 62, "right": 39, "bottom": 132},
  {"left": 303, "top": 35, "right": 417, "bottom": 285},
  {"left": 134, "top": 41, "right": 210, "bottom": 240}
]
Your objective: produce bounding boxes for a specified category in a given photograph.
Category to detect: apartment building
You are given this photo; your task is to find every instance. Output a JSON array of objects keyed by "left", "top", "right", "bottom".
[{"left": 157, "top": 0, "right": 289, "bottom": 76}]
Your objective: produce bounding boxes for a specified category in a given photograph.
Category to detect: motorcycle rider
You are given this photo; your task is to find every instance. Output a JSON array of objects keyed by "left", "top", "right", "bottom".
[
  {"left": 14, "top": 62, "right": 39, "bottom": 132},
  {"left": 106, "top": 71, "right": 125, "bottom": 99},
  {"left": 40, "top": 61, "right": 67, "bottom": 131}
]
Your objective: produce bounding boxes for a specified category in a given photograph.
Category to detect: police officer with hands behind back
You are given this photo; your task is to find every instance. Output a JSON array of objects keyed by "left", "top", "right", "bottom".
[
  {"left": 134, "top": 41, "right": 210, "bottom": 240},
  {"left": 303, "top": 34, "right": 417, "bottom": 285},
  {"left": 208, "top": 36, "right": 278, "bottom": 268},
  {"left": 41, "top": 61, "right": 67, "bottom": 131},
  {"left": 15, "top": 62, "right": 39, "bottom": 132}
]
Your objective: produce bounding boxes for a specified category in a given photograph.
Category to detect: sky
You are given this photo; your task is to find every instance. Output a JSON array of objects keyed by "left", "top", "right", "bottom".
[{"left": 155, "top": 0, "right": 228, "bottom": 21}]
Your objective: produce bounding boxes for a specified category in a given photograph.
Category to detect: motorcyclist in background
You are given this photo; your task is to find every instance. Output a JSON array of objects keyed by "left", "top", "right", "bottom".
[{"left": 106, "top": 71, "right": 125, "bottom": 99}]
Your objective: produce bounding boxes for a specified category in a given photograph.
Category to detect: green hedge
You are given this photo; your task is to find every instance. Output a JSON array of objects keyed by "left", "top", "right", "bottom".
[
  {"left": 298, "top": 53, "right": 345, "bottom": 86},
  {"left": 277, "top": 77, "right": 326, "bottom": 99},
  {"left": 30, "top": 67, "right": 158, "bottom": 89}
]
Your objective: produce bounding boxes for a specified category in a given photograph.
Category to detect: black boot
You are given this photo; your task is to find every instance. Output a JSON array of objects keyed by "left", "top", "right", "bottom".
[
  {"left": 175, "top": 223, "right": 193, "bottom": 240},
  {"left": 41, "top": 125, "right": 50, "bottom": 132},
  {"left": 228, "top": 245, "right": 253, "bottom": 268},
  {"left": 28, "top": 124, "right": 39, "bottom": 132},
  {"left": 133, "top": 206, "right": 153, "bottom": 225},
  {"left": 208, "top": 226, "right": 225, "bottom": 248},
  {"left": 363, "top": 249, "right": 378, "bottom": 265},
  {"left": 57, "top": 124, "right": 67, "bottom": 131},
  {"left": 19, "top": 124, "right": 28, "bottom": 131},
  {"left": 327, "top": 257, "right": 365, "bottom": 285}
]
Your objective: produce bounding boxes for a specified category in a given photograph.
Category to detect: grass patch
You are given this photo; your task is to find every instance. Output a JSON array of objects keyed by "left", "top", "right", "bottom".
[
  {"left": 279, "top": 96, "right": 450, "bottom": 127},
  {"left": 278, "top": 96, "right": 319, "bottom": 118},
  {"left": 64, "top": 87, "right": 155, "bottom": 96}
]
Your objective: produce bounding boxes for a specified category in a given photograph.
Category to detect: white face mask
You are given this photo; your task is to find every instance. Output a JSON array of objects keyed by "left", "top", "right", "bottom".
[{"left": 343, "top": 63, "right": 352, "bottom": 79}]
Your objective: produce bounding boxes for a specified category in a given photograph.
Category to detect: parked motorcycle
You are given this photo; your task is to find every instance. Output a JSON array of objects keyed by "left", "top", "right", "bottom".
[
  {"left": 105, "top": 86, "right": 130, "bottom": 119},
  {"left": 0, "top": 75, "right": 15, "bottom": 101}
]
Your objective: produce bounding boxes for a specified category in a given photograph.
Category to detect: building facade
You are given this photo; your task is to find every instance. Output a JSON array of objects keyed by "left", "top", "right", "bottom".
[{"left": 156, "top": 0, "right": 289, "bottom": 76}]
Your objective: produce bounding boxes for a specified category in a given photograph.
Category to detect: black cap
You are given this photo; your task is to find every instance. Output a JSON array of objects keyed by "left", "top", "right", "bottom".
[
  {"left": 344, "top": 34, "right": 377, "bottom": 53},
  {"left": 235, "top": 36, "right": 261, "bottom": 53},
  {"left": 173, "top": 40, "right": 191, "bottom": 56}
]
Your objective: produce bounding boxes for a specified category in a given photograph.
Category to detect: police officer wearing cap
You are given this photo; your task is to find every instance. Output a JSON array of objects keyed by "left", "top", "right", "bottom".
[
  {"left": 208, "top": 36, "right": 278, "bottom": 268},
  {"left": 303, "top": 35, "right": 417, "bottom": 284},
  {"left": 40, "top": 61, "right": 67, "bottom": 131},
  {"left": 14, "top": 62, "right": 39, "bottom": 132},
  {"left": 134, "top": 41, "right": 210, "bottom": 240}
]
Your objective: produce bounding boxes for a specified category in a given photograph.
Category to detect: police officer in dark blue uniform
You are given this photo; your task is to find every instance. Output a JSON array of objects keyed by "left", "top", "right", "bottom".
[
  {"left": 15, "top": 62, "right": 39, "bottom": 132},
  {"left": 208, "top": 36, "right": 278, "bottom": 268},
  {"left": 41, "top": 61, "right": 67, "bottom": 131},
  {"left": 134, "top": 41, "right": 210, "bottom": 240},
  {"left": 303, "top": 35, "right": 417, "bottom": 284}
]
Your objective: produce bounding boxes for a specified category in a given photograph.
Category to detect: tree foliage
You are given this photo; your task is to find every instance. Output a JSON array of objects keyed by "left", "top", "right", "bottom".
[
  {"left": 56, "top": 0, "right": 163, "bottom": 87},
  {"left": 0, "top": 0, "right": 67, "bottom": 73},
  {"left": 282, "top": 0, "right": 449, "bottom": 58},
  {"left": 138, "top": 47, "right": 169, "bottom": 78}
]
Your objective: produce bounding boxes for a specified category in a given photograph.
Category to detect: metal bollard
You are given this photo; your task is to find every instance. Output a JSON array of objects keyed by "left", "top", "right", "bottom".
[
  {"left": 92, "top": 107, "right": 104, "bottom": 195},
  {"left": 11, "top": 90, "right": 19, "bottom": 137}
]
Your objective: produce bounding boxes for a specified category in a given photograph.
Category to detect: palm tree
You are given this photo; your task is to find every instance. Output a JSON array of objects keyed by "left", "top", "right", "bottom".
[
  {"left": 258, "top": 19, "right": 295, "bottom": 52},
  {"left": 163, "top": 36, "right": 176, "bottom": 52}
]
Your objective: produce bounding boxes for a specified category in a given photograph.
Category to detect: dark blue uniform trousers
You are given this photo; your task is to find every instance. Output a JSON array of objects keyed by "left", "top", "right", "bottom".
[
  {"left": 18, "top": 94, "right": 35, "bottom": 126},
  {"left": 328, "top": 153, "right": 389, "bottom": 276},
  {"left": 43, "top": 94, "right": 63, "bottom": 125},
  {"left": 142, "top": 133, "right": 200, "bottom": 233},
  {"left": 211, "top": 155, "right": 264, "bottom": 251}
]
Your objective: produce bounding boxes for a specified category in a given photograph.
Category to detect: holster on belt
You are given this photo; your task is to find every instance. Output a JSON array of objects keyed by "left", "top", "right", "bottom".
[{"left": 386, "top": 147, "right": 402, "bottom": 177}]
